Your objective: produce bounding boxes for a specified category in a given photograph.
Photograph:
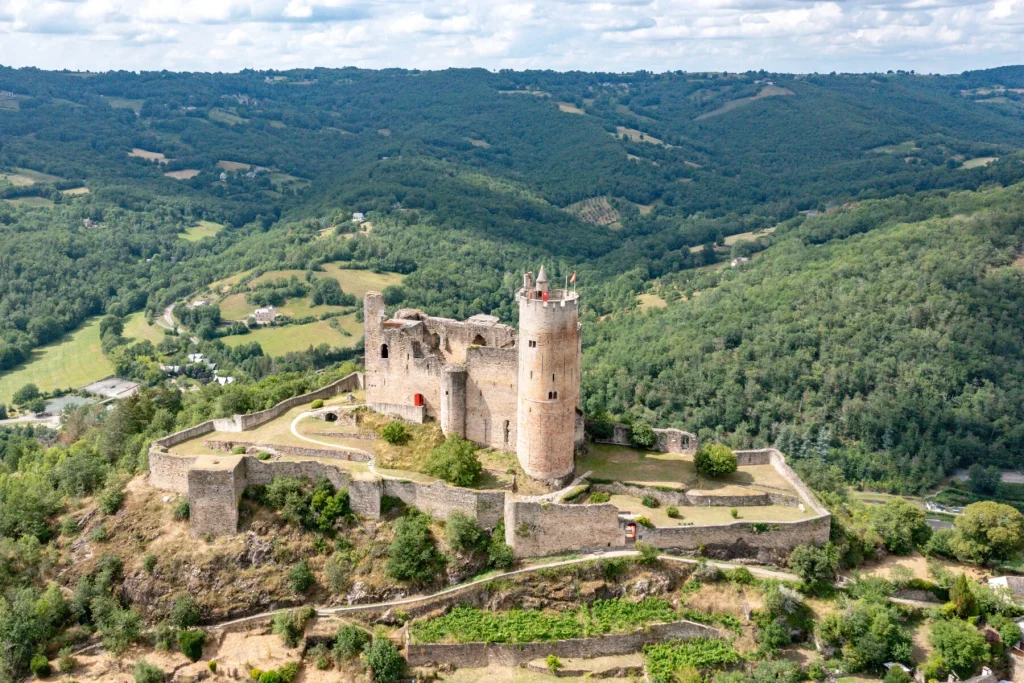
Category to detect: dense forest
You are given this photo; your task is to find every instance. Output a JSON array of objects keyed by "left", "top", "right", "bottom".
[{"left": 2, "top": 65, "right": 1024, "bottom": 491}]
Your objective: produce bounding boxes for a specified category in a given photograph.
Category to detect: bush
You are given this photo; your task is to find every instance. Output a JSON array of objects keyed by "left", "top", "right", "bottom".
[
  {"left": 730, "top": 508, "right": 739, "bottom": 519},
  {"left": 57, "top": 647, "right": 77, "bottom": 673},
  {"left": 257, "top": 451, "right": 273, "bottom": 461},
  {"left": 641, "top": 495, "right": 660, "bottom": 508},
  {"left": 311, "top": 399, "right": 325, "bottom": 409},
  {"left": 170, "top": 594, "right": 200, "bottom": 628},
  {"left": 590, "top": 491, "right": 611, "bottom": 504},
  {"left": 929, "top": 618, "right": 990, "bottom": 678},
  {"left": 59, "top": 516, "right": 80, "bottom": 536},
  {"left": 178, "top": 629, "right": 206, "bottom": 662},
  {"left": 12, "top": 383, "right": 40, "bottom": 406},
  {"left": 885, "top": 666, "right": 913, "bottom": 683},
  {"left": 446, "top": 511, "right": 485, "bottom": 553},
  {"left": 172, "top": 498, "right": 190, "bottom": 521},
  {"left": 869, "top": 499, "right": 932, "bottom": 554},
  {"left": 142, "top": 553, "right": 157, "bottom": 574},
  {"left": 387, "top": 513, "right": 445, "bottom": 583},
  {"left": 334, "top": 624, "right": 371, "bottom": 659},
  {"left": 635, "top": 516, "right": 653, "bottom": 528},
  {"left": 272, "top": 609, "right": 312, "bottom": 647},
  {"left": 30, "top": 653, "right": 50, "bottom": 678},
  {"left": 381, "top": 421, "right": 409, "bottom": 445},
  {"left": 98, "top": 484, "right": 125, "bottom": 515},
  {"left": 208, "top": 661, "right": 217, "bottom": 673},
  {"left": 289, "top": 560, "right": 315, "bottom": 593},
  {"left": 788, "top": 543, "right": 838, "bottom": 593},
  {"left": 630, "top": 420, "right": 657, "bottom": 449},
  {"left": 366, "top": 638, "right": 405, "bottom": 682},
  {"left": 546, "top": 655, "right": 562, "bottom": 673},
  {"left": 636, "top": 541, "right": 660, "bottom": 565},
  {"left": 694, "top": 443, "right": 737, "bottom": 477},
  {"left": 666, "top": 506, "right": 680, "bottom": 518},
  {"left": 424, "top": 436, "right": 482, "bottom": 486},
  {"left": 133, "top": 660, "right": 164, "bottom": 683}
]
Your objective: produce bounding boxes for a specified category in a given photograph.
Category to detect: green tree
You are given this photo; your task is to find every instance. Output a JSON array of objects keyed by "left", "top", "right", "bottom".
[
  {"left": 869, "top": 499, "right": 931, "bottom": 554},
  {"left": 967, "top": 464, "right": 1001, "bottom": 495},
  {"left": 387, "top": 513, "right": 445, "bottom": 583},
  {"left": 177, "top": 629, "right": 205, "bottom": 662},
  {"left": 381, "top": 421, "right": 409, "bottom": 445},
  {"left": 445, "top": 511, "right": 485, "bottom": 553},
  {"left": 928, "top": 618, "right": 989, "bottom": 678},
  {"left": 885, "top": 666, "right": 913, "bottom": 683},
  {"left": 424, "top": 436, "right": 482, "bottom": 487},
  {"left": 12, "top": 384, "right": 40, "bottom": 406},
  {"left": 788, "top": 543, "right": 838, "bottom": 593},
  {"left": 949, "top": 574, "right": 977, "bottom": 618},
  {"left": 288, "top": 560, "right": 315, "bottom": 593},
  {"left": 170, "top": 594, "right": 200, "bottom": 628},
  {"left": 950, "top": 501, "right": 1024, "bottom": 563},
  {"left": 693, "top": 443, "right": 737, "bottom": 478},
  {"left": 334, "top": 624, "right": 370, "bottom": 660},
  {"left": 630, "top": 421, "right": 657, "bottom": 449},
  {"left": 366, "top": 637, "right": 405, "bottom": 682}
]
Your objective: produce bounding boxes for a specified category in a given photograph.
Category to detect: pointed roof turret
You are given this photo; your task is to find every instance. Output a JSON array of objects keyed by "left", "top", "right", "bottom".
[{"left": 536, "top": 265, "right": 548, "bottom": 283}]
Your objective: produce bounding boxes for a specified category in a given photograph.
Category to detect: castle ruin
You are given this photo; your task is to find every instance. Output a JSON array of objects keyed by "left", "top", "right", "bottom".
[{"left": 365, "top": 266, "right": 582, "bottom": 485}]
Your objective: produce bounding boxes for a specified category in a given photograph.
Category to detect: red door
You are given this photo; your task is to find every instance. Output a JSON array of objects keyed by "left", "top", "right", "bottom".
[{"left": 413, "top": 393, "right": 424, "bottom": 407}]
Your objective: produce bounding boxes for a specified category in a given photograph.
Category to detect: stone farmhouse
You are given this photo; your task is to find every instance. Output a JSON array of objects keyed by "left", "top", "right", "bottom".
[{"left": 365, "top": 266, "right": 584, "bottom": 485}]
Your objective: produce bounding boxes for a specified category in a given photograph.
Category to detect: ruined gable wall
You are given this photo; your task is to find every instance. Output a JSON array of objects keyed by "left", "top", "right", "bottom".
[
  {"left": 422, "top": 316, "right": 516, "bottom": 365},
  {"left": 464, "top": 347, "right": 518, "bottom": 452},
  {"left": 505, "top": 499, "right": 623, "bottom": 558},
  {"left": 369, "top": 326, "right": 443, "bottom": 419}
]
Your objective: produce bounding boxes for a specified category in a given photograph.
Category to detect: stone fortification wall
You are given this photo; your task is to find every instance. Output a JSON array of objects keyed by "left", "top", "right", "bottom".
[
  {"left": 153, "top": 420, "right": 216, "bottom": 449},
  {"left": 407, "top": 620, "right": 720, "bottom": 668},
  {"left": 590, "top": 482, "right": 798, "bottom": 508},
  {"left": 463, "top": 346, "right": 518, "bottom": 452},
  {"left": 237, "top": 373, "right": 364, "bottom": 430},
  {"left": 733, "top": 449, "right": 773, "bottom": 466},
  {"left": 637, "top": 514, "right": 832, "bottom": 564},
  {"left": 383, "top": 480, "right": 505, "bottom": 529},
  {"left": 763, "top": 449, "right": 830, "bottom": 516},
  {"left": 148, "top": 450, "right": 197, "bottom": 493},
  {"left": 592, "top": 422, "right": 698, "bottom": 455},
  {"left": 350, "top": 479, "right": 383, "bottom": 518},
  {"left": 367, "top": 402, "right": 426, "bottom": 423},
  {"left": 203, "top": 439, "right": 371, "bottom": 462},
  {"left": 243, "top": 457, "right": 352, "bottom": 490},
  {"left": 505, "top": 499, "right": 623, "bottom": 558}
]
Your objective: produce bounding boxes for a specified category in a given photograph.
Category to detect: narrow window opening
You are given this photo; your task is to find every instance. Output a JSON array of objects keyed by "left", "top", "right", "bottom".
[
  {"left": 380, "top": 343, "right": 389, "bottom": 359},
  {"left": 472, "top": 334, "right": 487, "bottom": 346}
]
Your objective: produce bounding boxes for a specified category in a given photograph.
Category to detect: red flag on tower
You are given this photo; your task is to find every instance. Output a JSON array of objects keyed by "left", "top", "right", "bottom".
[{"left": 570, "top": 271, "right": 577, "bottom": 283}]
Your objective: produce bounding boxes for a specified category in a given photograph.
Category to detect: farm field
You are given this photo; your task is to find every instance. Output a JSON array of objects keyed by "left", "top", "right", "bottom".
[
  {"left": 2, "top": 167, "right": 62, "bottom": 185},
  {"left": 962, "top": 156, "right": 998, "bottom": 169},
  {"left": 102, "top": 96, "right": 143, "bottom": 112},
  {"left": 0, "top": 318, "right": 114, "bottom": 403},
  {"left": 123, "top": 311, "right": 167, "bottom": 345},
  {"left": 209, "top": 108, "right": 246, "bottom": 125},
  {"left": 249, "top": 266, "right": 404, "bottom": 298},
  {"left": 220, "top": 315, "right": 360, "bottom": 356},
  {"left": 217, "top": 160, "right": 251, "bottom": 172},
  {"left": 637, "top": 293, "right": 667, "bottom": 310},
  {"left": 164, "top": 169, "right": 201, "bottom": 180},
  {"left": 61, "top": 187, "right": 90, "bottom": 196},
  {"left": 269, "top": 172, "right": 310, "bottom": 191},
  {"left": 578, "top": 443, "right": 797, "bottom": 494},
  {"left": 217, "top": 293, "right": 349, "bottom": 321},
  {"left": 696, "top": 85, "right": 794, "bottom": 120},
  {"left": 5, "top": 197, "right": 54, "bottom": 208},
  {"left": 180, "top": 221, "right": 224, "bottom": 242},
  {"left": 614, "top": 126, "right": 664, "bottom": 145},
  {"left": 128, "top": 148, "right": 168, "bottom": 163}
]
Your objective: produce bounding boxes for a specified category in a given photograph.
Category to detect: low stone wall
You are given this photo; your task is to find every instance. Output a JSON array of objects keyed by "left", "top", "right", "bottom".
[
  {"left": 153, "top": 420, "right": 216, "bottom": 449},
  {"left": 733, "top": 449, "right": 773, "bottom": 466},
  {"left": 368, "top": 402, "right": 426, "bottom": 424},
  {"left": 591, "top": 422, "right": 698, "bottom": 455},
  {"left": 238, "top": 373, "right": 365, "bottom": 431},
  {"left": 383, "top": 480, "right": 506, "bottom": 529},
  {"left": 590, "top": 482, "right": 796, "bottom": 508},
  {"left": 505, "top": 499, "right": 623, "bottom": 558},
  {"left": 203, "top": 439, "right": 372, "bottom": 462},
  {"left": 406, "top": 620, "right": 720, "bottom": 668},
  {"left": 306, "top": 431, "right": 376, "bottom": 441}
]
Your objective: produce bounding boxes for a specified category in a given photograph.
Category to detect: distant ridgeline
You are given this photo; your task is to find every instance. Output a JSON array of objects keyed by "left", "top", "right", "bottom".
[{"left": 2, "top": 66, "right": 1024, "bottom": 490}]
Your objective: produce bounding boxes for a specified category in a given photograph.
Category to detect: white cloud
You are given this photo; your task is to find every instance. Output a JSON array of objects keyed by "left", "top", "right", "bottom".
[{"left": 0, "top": 0, "right": 1021, "bottom": 72}]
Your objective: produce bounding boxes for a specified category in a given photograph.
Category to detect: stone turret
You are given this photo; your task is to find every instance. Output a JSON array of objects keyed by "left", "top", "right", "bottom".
[{"left": 515, "top": 266, "right": 581, "bottom": 485}]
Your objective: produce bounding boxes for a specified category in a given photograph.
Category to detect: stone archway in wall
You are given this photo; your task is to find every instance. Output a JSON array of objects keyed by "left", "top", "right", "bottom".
[{"left": 472, "top": 334, "right": 486, "bottom": 346}]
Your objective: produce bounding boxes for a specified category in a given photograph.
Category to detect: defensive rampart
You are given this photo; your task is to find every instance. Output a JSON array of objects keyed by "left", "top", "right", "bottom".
[
  {"left": 592, "top": 422, "right": 698, "bottom": 455},
  {"left": 406, "top": 620, "right": 720, "bottom": 668},
  {"left": 505, "top": 499, "right": 623, "bottom": 558},
  {"left": 383, "top": 480, "right": 506, "bottom": 529}
]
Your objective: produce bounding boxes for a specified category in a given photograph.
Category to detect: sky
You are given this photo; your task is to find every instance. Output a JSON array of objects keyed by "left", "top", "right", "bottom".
[{"left": 0, "top": 0, "right": 1022, "bottom": 75}]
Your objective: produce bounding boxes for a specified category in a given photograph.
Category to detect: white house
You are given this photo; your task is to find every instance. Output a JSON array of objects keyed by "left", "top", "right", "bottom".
[
  {"left": 731, "top": 257, "right": 750, "bottom": 267},
  {"left": 252, "top": 305, "right": 277, "bottom": 325},
  {"left": 352, "top": 212, "right": 366, "bottom": 223}
]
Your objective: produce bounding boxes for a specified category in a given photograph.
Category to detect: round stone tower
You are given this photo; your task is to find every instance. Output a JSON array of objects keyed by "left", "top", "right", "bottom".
[{"left": 516, "top": 266, "right": 581, "bottom": 485}]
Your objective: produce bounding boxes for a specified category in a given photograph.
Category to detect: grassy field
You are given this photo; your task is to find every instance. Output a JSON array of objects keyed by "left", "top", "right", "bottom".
[
  {"left": 5, "top": 197, "right": 54, "bottom": 208},
  {"left": 0, "top": 99, "right": 19, "bottom": 111},
  {"left": 61, "top": 187, "right": 90, "bottom": 196},
  {"left": 579, "top": 443, "right": 796, "bottom": 494},
  {"left": 180, "top": 221, "right": 224, "bottom": 242},
  {"left": 637, "top": 293, "right": 667, "bottom": 310},
  {"left": 696, "top": 85, "right": 794, "bottom": 120},
  {"left": 961, "top": 156, "right": 998, "bottom": 169},
  {"left": 614, "top": 126, "right": 664, "bottom": 145},
  {"left": 221, "top": 315, "right": 361, "bottom": 356},
  {"left": 868, "top": 141, "right": 920, "bottom": 155},
  {"left": 102, "top": 96, "right": 143, "bottom": 113},
  {"left": 269, "top": 172, "right": 310, "bottom": 191},
  {"left": 556, "top": 102, "right": 585, "bottom": 114},
  {"left": 128, "top": 148, "right": 168, "bottom": 163},
  {"left": 209, "top": 108, "right": 246, "bottom": 125},
  {"left": 0, "top": 318, "right": 114, "bottom": 403},
  {"left": 217, "top": 160, "right": 251, "bottom": 172},
  {"left": 3, "top": 168, "right": 61, "bottom": 185},
  {"left": 250, "top": 266, "right": 404, "bottom": 297},
  {"left": 123, "top": 311, "right": 168, "bottom": 345},
  {"left": 218, "top": 293, "right": 349, "bottom": 321},
  {"left": 164, "top": 169, "right": 201, "bottom": 180}
]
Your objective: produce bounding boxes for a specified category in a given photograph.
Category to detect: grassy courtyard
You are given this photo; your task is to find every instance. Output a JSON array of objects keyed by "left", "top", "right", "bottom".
[{"left": 609, "top": 494, "right": 812, "bottom": 526}]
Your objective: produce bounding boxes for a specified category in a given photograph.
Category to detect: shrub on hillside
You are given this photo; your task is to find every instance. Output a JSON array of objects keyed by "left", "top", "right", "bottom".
[
  {"left": 488, "top": 521, "right": 515, "bottom": 569},
  {"left": 171, "top": 594, "right": 200, "bottom": 628},
  {"left": 589, "top": 491, "right": 611, "bottom": 504},
  {"left": 132, "top": 660, "right": 164, "bottom": 683},
  {"left": 424, "top": 436, "right": 482, "bottom": 487},
  {"left": 788, "top": 543, "right": 838, "bottom": 593},
  {"left": 289, "top": 560, "right": 315, "bottom": 593},
  {"left": 172, "top": 498, "right": 190, "bottom": 521},
  {"left": 387, "top": 512, "right": 445, "bottom": 583},
  {"left": 272, "top": 608, "right": 313, "bottom": 647},
  {"left": 366, "top": 638, "right": 405, "bottom": 682},
  {"left": 445, "top": 511, "right": 485, "bottom": 553},
  {"left": 334, "top": 624, "right": 371, "bottom": 660},
  {"left": 694, "top": 443, "right": 737, "bottom": 478},
  {"left": 178, "top": 629, "right": 205, "bottom": 662},
  {"left": 30, "top": 653, "right": 50, "bottom": 678},
  {"left": 381, "top": 421, "right": 409, "bottom": 445}
]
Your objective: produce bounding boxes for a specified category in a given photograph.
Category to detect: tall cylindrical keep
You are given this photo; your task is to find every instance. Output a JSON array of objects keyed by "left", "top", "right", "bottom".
[{"left": 516, "top": 281, "right": 580, "bottom": 484}]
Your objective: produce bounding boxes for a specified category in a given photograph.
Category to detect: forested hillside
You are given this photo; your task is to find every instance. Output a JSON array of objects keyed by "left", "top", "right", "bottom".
[
  {"left": 583, "top": 183, "right": 1024, "bottom": 492},
  {"left": 2, "top": 65, "right": 1024, "bottom": 488}
]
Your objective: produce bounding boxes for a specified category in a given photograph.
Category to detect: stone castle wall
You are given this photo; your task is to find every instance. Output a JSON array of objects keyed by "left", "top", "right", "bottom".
[
  {"left": 383, "top": 480, "right": 506, "bottom": 529},
  {"left": 367, "top": 402, "right": 426, "bottom": 424},
  {"left": 637, "top": 515, "right": 832, "bottom": 564},
  {"left": 463, "top": 346, "right": 518, "bottom": 452},
  {"left": 149, "top": 449, "right": 197, "bottom": 493},
  {"left": 591, "top": 482, "right": 795, "bottom": 508},
  {"left": 407, "top": 620, "right": 720, "bottom": 668},
  {"left": 593, "top": 422, "right": 698, "bottom": 455},
  {"left": 505, "top": 499, "right": 623, "bottom": 558}
]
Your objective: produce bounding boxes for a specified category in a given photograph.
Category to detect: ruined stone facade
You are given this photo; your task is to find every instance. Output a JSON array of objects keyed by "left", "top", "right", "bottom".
[{"left": 364, "top": 267, "right": 582, "bottom": 485}]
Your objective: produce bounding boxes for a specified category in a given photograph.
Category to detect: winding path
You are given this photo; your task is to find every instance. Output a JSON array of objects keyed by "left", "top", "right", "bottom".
[{"left": 210, "top": 551, "right": 799, "bottom": 632}]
